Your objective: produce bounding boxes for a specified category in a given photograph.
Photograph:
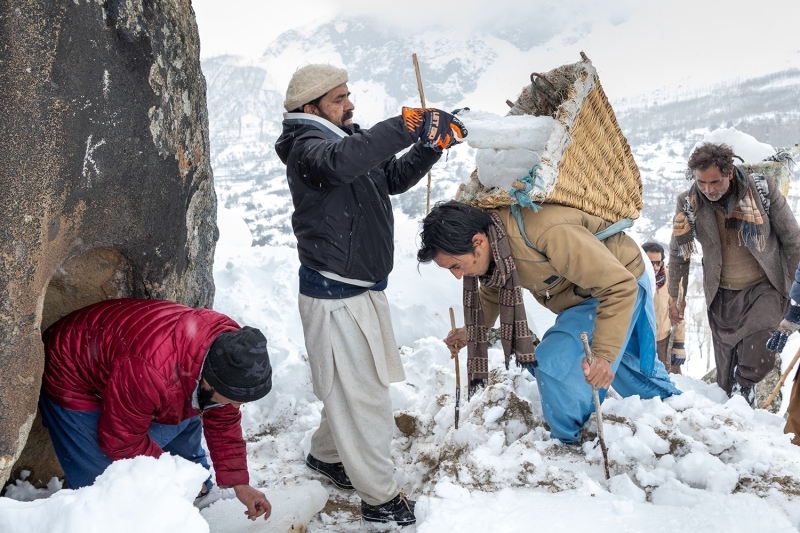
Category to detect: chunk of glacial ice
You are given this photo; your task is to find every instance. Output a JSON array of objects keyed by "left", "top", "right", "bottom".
[
  {"left": 476, "top": 148, "right": 542, "bottom": 190},
  {"left": 459, "top": 109, "right": 555, "bottom": 150}
]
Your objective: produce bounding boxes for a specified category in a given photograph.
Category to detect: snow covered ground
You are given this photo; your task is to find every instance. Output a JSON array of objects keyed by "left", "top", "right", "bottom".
[
  {"left": 210, "top": 208, "right": 800, "bottom": 532},
  {"left": 3, "top": 204, "right": 800, "bottom": 531}
]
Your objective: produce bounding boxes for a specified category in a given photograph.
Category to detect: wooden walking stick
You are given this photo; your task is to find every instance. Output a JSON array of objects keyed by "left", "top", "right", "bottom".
[
  {"left": 761, "top": 346, "right": 800, "bottom": 410},
  {"left": 581, "top": 332, "right": 610, "bottom": 480},
  {"left": 411, "top": 53, "right": 433, "bottom": 215},
  {"left": 665, "top": 276, "right": 685, "bottom": 373},
  {"left": 449, "top": 307, "right": 461, "bottom": 429}
]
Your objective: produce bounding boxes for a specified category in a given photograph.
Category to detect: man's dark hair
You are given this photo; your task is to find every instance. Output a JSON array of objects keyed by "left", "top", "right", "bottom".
[
  {"left": 687, "top": 143, "right": 735, "bottom": 175},
  {"left": 297, "top": 94, "right": 324, "bottom": 113},
  {"left": 641, "top": 242, "right": 665, "bottom": 260},
  {"left": 418, "top": 201, "right": 493, "bottom": 263}
]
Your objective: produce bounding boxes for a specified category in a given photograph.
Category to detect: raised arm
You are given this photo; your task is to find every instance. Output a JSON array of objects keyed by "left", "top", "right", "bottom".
[
  {"left": 292, "top": 116, "right": 413, "bottom": 189},
  {"left": 380, "top": 142, "right": 441, "bottom": 195}
]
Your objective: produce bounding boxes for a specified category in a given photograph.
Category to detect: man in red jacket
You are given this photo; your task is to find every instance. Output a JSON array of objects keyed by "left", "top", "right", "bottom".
[{"left": 39, "top": 299, "right": 273, "bottom": 520}]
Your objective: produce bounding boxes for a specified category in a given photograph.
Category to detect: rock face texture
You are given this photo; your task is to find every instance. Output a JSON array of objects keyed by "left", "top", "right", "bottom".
[{"left": 0, "top": 0, "right": 217, "bottom": 487}]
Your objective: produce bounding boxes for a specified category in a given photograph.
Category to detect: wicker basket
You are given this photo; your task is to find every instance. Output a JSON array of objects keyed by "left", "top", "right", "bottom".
[
  {"left": 741, "top": 145, "right": 798, "bottom": 197},
  {"left": 456, "top": 53, "right": 642, "bottom": 222}
]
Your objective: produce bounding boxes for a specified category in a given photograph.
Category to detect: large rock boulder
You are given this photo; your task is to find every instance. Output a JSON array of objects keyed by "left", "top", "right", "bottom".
[{"left": 0, "top": 0, "right": 217, "bottom": 487}]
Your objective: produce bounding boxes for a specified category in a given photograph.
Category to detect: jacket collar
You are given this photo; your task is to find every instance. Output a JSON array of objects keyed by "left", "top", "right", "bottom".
[{"left": 282, "top": 112, "right": 348, "bottom": 139}]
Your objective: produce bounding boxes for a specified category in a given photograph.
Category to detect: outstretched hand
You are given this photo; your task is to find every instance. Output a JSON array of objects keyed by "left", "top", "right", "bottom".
[
  {"left": 402, "top": 107, "right": 467, "bottom": 152},
  {"left": 581, "top": 357, "right": 613, "bottom": 389},
  {"left": 233, "top": 484, "right": 271, "bottom": 521},
  {"left": 444, "top": 327, "right": 467, "bottom": 358}
]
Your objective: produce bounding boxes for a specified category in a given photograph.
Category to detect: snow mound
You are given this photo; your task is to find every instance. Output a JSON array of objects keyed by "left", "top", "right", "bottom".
[
  {"left": 0, "top": 455, "right": 210, "bottom": 533},
  {"left": 694, "top": 128, "right": 775, "bottom": 162},
  {"left": 388, "top": 341, "right": 800, "bottom": 503},
  {"left": 217, "top": 207, "right": 254, "bottom": 250}
]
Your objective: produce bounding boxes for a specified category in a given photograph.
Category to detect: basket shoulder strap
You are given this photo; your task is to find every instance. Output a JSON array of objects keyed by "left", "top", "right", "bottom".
[
  {"left": 510, "top": 204, "right": 548, "bottom": 258},
  {"left": 594, "top": 218, "right": 634, "bottom": 241},
  {"left": 511, "top": 205, "right": 634, "bottom": 257},
  {"left": 751, "top": 173, "right": 771, "bottom": 215}
]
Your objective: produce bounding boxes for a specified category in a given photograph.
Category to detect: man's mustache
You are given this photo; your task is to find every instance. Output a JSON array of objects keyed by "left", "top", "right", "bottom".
[{"left": 342, "top": 110, "right": 353, "bottom": 121}]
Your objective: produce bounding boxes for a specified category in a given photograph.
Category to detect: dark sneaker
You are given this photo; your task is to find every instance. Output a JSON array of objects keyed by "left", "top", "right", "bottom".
[
  {"left": 361, "top": 491, "right": 416, "bottom": 527},
  {"left": 305, "top": 454, "right": 354, "bottom": 490},
  {"left": 731, "top": 382, "right": 756, "bottom": 407}
]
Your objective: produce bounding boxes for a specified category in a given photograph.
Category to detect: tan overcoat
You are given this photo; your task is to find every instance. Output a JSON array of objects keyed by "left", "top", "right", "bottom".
[{"left": 479, "top": 205, "right": 645, "bottom": 363}]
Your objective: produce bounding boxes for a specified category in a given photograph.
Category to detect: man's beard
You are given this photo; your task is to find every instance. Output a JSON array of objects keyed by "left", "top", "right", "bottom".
[{"left": 320, "top": 109, "right": 353, "bottom": 127}]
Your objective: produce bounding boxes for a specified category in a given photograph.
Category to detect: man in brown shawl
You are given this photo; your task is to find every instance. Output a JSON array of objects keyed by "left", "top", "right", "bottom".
[
  {"left": 417, "top": 201, "right": 679, "bottom": 444},
  {"left": 669, "top": 142, "right": 800, "bottom": 406}
]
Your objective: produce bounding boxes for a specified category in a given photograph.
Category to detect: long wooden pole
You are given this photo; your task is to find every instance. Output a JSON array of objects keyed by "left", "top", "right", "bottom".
[
  {"left": 665, "top": 276, "right": 685, "bottom": 373},
  {"left": 449, "top": 307, "right": 461, "bottom": 429},
  {"left": 581, "top": 332, "right": 610, "bottom": 480},
  {"left": 411, "top": 53, "right": 433, "bottom": 215},
  {"left": 761, "top": 346, "right": 800, "bottom": 410}
]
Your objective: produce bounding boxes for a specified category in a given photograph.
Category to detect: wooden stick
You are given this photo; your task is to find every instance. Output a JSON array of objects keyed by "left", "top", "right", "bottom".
[
  {"left": 412, "top": 53, "right": 433, "bottom": 215},
  {"left": 665, "top": 276, "right": 685, "bottom": 373},
  {"left": 581, "top": 332, "right": 610, "bottom": 480},
  {"left": 761, "top": 346, "right": 800, "bottom": 410},
  {"left": 449, "top": 307, "right": 461, "bottom": 429}
]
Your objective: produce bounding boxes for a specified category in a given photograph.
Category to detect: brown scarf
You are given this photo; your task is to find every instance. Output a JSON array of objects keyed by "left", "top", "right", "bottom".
[
  {"left": 673, "top": 167, "right": 766, "bottom": 258},
  {"left": 463, "top": 212, "right": 536, "bottom": 397},
  {"left": 655, "top": 264, "right": 666, "bottom": 290}
]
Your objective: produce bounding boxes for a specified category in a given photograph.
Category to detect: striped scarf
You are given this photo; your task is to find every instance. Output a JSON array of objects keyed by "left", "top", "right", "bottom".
[
  {"left": 673, "top": 167, "right": 766, "bottom": 258},
  {"left": 655, "top": 264, "right": 667, "bottom": 290},
  {"left": 463, "top": 212, "right": 536, "bottom": 397}
]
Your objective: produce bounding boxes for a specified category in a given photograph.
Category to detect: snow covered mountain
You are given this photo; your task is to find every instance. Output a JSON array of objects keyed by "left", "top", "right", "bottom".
[{"left": 202, "top": 16, "right": 800, "bottom": 248}]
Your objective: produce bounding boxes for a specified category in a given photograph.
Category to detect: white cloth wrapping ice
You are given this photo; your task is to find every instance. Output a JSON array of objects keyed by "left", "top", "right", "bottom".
[{"left": 298, "top": 290, "right": 404, "bottom": 505}]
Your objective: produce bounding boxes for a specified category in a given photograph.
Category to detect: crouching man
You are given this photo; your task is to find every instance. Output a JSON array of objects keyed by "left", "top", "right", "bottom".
[
  {"left": 39, "top": 298, "right": 273, "bottom": 521},
  {"left": 418, "top": 202, "right": 679, "bottom": 444}
]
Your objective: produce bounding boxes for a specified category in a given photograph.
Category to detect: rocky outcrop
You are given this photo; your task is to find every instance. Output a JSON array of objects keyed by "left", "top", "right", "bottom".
[{"left": 0, "top": 0, "right": 217, "bottom": 487}]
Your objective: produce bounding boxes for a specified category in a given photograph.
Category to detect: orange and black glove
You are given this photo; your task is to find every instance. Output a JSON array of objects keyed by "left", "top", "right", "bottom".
[{"left": 402, "top": 107, "right": 467, "bottom": 152}]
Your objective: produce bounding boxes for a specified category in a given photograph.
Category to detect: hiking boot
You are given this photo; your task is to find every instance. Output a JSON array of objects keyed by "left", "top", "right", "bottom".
[
  {"left": 305, "top": 454, "right": 354, "bottom": 490},
  {"left": 361, "top": 490, "right": 416, "bottom": 527},
  {"left": 731, "top": 382, "right": 756, "bottom": 407}
]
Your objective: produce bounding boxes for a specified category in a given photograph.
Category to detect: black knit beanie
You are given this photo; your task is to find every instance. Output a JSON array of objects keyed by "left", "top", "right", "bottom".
[{"left": 202, "top": 326, "right": 272, "bottom": 403}]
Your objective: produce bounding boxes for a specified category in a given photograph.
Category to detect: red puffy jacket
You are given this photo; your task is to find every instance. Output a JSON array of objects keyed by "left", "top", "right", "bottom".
[{"left": 42, "top": 298, "right": 250, "bottom": 486}]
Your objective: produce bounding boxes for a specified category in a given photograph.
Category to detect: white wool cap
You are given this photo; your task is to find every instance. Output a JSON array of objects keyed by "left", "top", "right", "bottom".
[{"left": 284, "top": 64, "right": 349, "bottom": 112}]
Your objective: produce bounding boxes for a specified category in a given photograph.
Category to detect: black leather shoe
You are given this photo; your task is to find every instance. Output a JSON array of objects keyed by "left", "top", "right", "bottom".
[
  {"left": 361, "top": 491, "right": 416, "bottom": 526},
  {"left": 305, "top": 454, "right": 354, "bottom": 490}
]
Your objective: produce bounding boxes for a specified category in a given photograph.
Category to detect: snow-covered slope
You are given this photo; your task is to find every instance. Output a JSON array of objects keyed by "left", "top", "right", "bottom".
[{"left": 212, "top": 212, "right": 800, "bottom": 532}]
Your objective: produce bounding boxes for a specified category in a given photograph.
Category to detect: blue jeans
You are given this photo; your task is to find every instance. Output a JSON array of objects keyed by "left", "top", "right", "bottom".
[
  {"left": 38, "top": 393, "right": 211, "bottom": 490},
  {"left": 531, "top": 274, "right": 680, "bottom": 443}
]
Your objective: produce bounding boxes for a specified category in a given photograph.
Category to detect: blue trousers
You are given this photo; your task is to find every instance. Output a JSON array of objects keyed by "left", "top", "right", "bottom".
[
  {"left": 39, "top": 393, "right": 212, "bottom": 490},
  {"left": 531, "top": 274, "right": 680, "bottom": 443}
]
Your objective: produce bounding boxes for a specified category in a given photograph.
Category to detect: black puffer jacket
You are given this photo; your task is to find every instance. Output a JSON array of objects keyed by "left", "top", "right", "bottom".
[{"left": 275, "top": 114, "right": 440, "bottom": 282}]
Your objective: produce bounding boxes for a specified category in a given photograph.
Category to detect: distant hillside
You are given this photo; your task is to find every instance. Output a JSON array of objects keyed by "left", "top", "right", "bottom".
[
  {"left": 613, "top": 69, "right": 800, "bottom": 242},
  {"left": 201, "top": 25, "right": 800, "bottom": 247}
]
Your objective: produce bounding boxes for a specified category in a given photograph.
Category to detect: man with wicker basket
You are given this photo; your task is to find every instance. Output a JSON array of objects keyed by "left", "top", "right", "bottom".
[
  {"left": 418, "top": 201, "right": 679, "bottom": 444},
  {"left": 668, "top": 143, "right": 800, "bottom": 406}
]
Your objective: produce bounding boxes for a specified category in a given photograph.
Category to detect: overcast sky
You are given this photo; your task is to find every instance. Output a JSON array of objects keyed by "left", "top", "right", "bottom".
[{"left": 192, "top": 0, "right": 800, "bottom": 100}]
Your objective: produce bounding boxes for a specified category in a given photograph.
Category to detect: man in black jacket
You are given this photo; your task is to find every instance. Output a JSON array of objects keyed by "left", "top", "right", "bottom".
[{"left": 274, "top": 63, "right": 465, "bottom": 526}]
